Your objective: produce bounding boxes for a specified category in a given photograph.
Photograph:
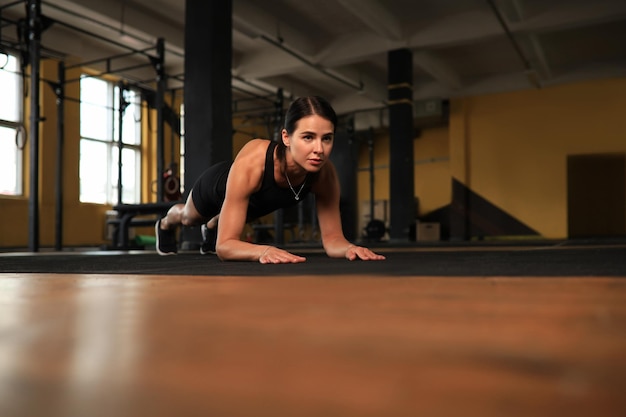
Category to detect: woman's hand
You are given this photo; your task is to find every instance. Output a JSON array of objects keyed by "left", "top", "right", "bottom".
[
  {"left": 258, "top": 246, "right": 307, "bottom": 264},
  {"left": 345, "top": 244, "right": 386, "bottom": 261}
]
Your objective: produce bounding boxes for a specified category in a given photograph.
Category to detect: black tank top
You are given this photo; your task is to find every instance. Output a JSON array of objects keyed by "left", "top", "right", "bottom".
[
  {"left": 245, "top": 141, "right": 312, "bottom": 220},
  {"left": 192, "top": 140, "right": 312, "bottom": 220}
]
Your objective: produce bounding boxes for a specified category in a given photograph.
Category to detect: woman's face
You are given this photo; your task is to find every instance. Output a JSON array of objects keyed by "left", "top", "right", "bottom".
[{"left": 282, "top": 115, "right": 334, "bottom": 173}]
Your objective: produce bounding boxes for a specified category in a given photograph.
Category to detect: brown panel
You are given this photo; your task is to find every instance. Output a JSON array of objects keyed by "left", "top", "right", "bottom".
[{"left": 567, "top": 153, "right": 626, "bottom": 237}]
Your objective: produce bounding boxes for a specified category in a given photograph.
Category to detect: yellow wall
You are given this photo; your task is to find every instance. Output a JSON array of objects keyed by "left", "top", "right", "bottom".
[
  {"left": 141, "top": 89, "right": 182, "bottom": 203},
  {"left": 357, "top": 129, "right": 391, "bottom": 207},
  {"left": 452, "top": 78, "right": 626, "bottom": 238},
  {"left": 356, "top": 77, "right": 626, "bottom": 240},
  {"left": 0, "top": 199, "right": 29, "bottom": 247},
  {"left": 413, "top": 126, "right": 450, "bottom": 216},
  {"left": 355, "top": 126, "right": 450, "bottom": 228},
  {"left": 2, "top": 63, "right": 625, "bottom": 248},
  {"left": 0, "top": 59, "right": 178, "bottom": 248}
]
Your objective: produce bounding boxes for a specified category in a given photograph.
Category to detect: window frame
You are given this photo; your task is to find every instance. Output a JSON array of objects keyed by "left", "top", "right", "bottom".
[{"left": 79, "top": 75, "right": 142, "bottom": 205}]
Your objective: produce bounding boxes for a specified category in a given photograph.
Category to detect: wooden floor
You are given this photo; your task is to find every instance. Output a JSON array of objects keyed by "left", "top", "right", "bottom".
[{"left": 1, "top": 270, "right": 625, "bottom": 417}]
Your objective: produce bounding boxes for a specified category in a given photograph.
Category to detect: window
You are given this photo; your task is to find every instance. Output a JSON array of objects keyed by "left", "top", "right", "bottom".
[
  {"left": 0, "top": 52, "right": 24, "bottom": 196},
  {"left": 79, "top": 76, "right": 141, "bottom": 204}
]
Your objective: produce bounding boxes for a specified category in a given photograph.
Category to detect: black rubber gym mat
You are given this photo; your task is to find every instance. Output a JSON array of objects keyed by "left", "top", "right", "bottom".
[{"left": 1, "top": 246, "right": 624, "bottom": 277}]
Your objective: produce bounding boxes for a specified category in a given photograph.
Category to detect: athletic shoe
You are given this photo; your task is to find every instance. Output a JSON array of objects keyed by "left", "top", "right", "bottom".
[
  {"left": 155, "top": 218, "right": 178, "bottom": 255},
  {"left": 200, "top": 224, "right": 217, "bottom": 255}
]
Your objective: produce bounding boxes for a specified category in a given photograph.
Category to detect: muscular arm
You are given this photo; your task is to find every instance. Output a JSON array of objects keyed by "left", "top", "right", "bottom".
[
  {"left": 215, "top": 140, "right": 306, "bottom": 263},
  {"left": 314, "top": 162, "right": 386, "bottom": 261}
]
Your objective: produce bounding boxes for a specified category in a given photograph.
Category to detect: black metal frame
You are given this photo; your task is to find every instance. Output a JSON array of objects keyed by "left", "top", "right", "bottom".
[
  {"left": 0, "top": 0, "right": 303, "bottom": 252},
  {"left": 0, "top": 0, "right": 171, "bottom": 251}
]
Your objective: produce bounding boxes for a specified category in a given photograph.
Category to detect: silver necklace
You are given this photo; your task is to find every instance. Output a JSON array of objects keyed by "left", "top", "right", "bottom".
[{"left": 285, "top": 171, "right": 306, "bottom": 201}]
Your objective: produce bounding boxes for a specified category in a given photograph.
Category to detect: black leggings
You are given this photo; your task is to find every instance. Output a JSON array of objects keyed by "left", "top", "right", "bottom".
[{"left": 190, "top": 161, "right": 232, "bottom": 218}]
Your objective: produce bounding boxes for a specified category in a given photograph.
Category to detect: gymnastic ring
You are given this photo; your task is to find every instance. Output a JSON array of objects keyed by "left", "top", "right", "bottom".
[
  {"left": 15, "top": 125, "right": 27, "bottom": 150},
  {"left": 164, "top": 175, "right": 180, "bottom": 194}
]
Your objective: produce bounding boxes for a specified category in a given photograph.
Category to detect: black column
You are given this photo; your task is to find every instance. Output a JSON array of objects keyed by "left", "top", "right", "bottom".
[
  {"left": 329, "top": 118, "right": 358, "bottom": 241},
  {"left": 181, "top": 0, "right": 232, "bottom": 249},
  {"left": 117, "top": 81, "right": 126, "bottom": 205},
  {"left": 54, "top": 61, "right": 65, "bottom": 251},
  {"left": 273, "top": 89, "right": 285, "bottom": 245},
  {"left": 183, "top": 0, "right": 232, "bottom": 189},
  {"left": 387, "top": 49, "right": 415, "bottom": 241},
  {"left": 155, "top": 38, "right": 166, "bottom": 202},
  {"left": 27, "top": 0, "right": 42, "bottom": 252}
]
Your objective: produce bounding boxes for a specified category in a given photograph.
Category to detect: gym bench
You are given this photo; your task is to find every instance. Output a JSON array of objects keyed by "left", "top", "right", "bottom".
[{"left": 108, "top": 202, "right": 181, "bottom": 249}]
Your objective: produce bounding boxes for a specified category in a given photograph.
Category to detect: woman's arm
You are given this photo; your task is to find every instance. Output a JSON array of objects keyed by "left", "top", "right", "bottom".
[
  {"left": 215, "top": 140, "right": 306, "bottom": 263},
  {"left": 314, "top": 162, "right": 385, "bottom": 261}
]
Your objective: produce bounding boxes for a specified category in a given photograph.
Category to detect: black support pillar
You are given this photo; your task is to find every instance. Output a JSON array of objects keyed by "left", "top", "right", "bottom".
[
  {"left": 387, "top": 48, "right": 415, "bottom": 241},
  {"left": 54, "top": 61, "right": 65, "bottom": 251},
  {"left": 27, "top": 0, "right": 42, "bottom": 252},
  {"left": 330, "top": 118, "right": 358, "bottom": 241},
  {"left": 181, "top": 0, "right": 232, "bottom": 249},
  {"left": 154, "top": 38, "right": 166, "bottom": 202},
  {"left": 116, "top": 81, "right": 127, "bottom": 205},
  {"left": 183, "top": 0, "right": 232, "bottom": 189}
]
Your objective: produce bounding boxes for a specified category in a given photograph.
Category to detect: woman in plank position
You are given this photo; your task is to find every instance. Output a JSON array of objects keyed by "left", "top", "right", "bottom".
[{"left": 156, "top": 95, "right": 385, "bottom": 263}]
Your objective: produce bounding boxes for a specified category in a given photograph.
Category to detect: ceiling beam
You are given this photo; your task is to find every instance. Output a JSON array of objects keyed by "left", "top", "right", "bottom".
[
  {"left": 233, "top": 0, "right": 318, "bottom": 56},
  {"left": 413, "top": 51, "right": 463, "bottom": 91},
  {"left": 318, "top": 11, "right": 504, "bottom": 68},
  {"left": 495, "top": 0, "right": 553, "bottom": 81},
  {"left": 509, "top": 0, "right": 626, "bottom": 33},
  {"left": 336, "top": 0, "right": 403, "bottom": 41},
  {"left": 44, "top": 0, "right": 184, "bottom": 52}
]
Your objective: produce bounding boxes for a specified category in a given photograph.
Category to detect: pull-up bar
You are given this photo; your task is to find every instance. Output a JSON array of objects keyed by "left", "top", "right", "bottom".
[
  {"left": 50, "top": 19, "right": 157, "bottom": 62},
  {"left": 64, "top": 62, "right": 154, "bottom": 84},
  {"left": 42, "top": 0, "right": 182, "bottom": 58},
  {"left": 65, "top": 48, "right": 155, "bottom": 71}
]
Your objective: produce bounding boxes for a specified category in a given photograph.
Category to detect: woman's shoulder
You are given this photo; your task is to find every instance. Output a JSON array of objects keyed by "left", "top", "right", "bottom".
[
  {"left": 232, "top": 139, "right": 272, "bottom": 172},
  {"left": 228, "top": 139, "right": 271, "bottom": 191},
  {"left": 236, "top": 138, "right": 271, "bottom": 158}
]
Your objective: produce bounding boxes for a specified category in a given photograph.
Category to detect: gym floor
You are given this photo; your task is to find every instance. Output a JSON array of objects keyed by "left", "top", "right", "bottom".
[{"left": 1, "top": 240, "right": 625, "bottom": 417}]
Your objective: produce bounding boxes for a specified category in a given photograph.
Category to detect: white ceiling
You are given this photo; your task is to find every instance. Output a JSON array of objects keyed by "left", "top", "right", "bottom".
[{"left": 2, "top": 0, "right": 626, "bottom": 124}]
